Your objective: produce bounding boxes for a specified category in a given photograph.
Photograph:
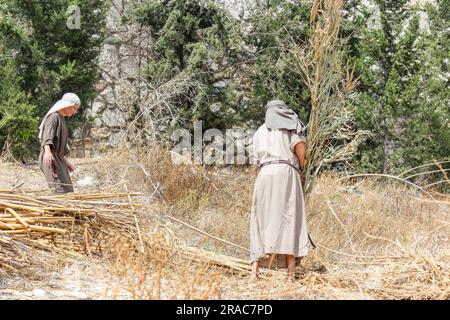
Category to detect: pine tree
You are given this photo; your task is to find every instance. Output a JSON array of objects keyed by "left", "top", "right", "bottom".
[
  {"left": 0, "top": 4, "right": 38, "bottom": 159},
  {"left": 244, "top": 0, "right": 312, "bottom": 125},
  {"left": 345, "top": 0, "right": 449, "bottom": 174},
  {"left": 3, "top": 0, "right": 107, "bottom": 118},
  {"left": 0, "top": 59, "right": 38, "bottom": 160},
  {"left": 127, "top": 0, "right": 245, "bottom": 132},
  {"left": 0, "top": 1, "right": 106, "bottom": 159}
]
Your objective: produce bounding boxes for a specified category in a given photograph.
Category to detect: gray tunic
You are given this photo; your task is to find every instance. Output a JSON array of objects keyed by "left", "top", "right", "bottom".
[
  {"left": 250, "top": 124, "right": 308, "bottom": 262},
  {"left": 38, "top": 112, "right": 73, "bottom": 194}
]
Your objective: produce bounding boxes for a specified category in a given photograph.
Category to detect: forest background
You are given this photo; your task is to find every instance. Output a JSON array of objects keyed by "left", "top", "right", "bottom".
[{"left": 0, "top": 0, "right": 448, "bottom": 181}]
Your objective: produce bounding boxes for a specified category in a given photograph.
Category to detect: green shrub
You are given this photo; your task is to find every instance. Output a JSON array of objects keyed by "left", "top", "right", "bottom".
[{"left": 0, "top": 60, "right": 38, "bottom": 160}]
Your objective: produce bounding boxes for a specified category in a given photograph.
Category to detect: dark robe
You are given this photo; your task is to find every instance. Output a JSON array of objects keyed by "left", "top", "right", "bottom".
[{"left": 38, "top": 112, "right": 73, "bottom": 194}]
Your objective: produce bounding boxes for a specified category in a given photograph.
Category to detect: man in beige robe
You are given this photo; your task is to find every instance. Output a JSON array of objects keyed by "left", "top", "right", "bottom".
[
  {"left": 250, "top": 100, "right": 308, "bottom": 281},
  {"left": 38, "top": 93, "right": 80, "bottom": 194}
]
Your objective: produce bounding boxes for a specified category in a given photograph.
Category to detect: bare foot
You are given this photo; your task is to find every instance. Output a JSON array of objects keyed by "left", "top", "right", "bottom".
[
  {"left": 287, "top": 273, "right": 295, "bottom": 283},
  {"left": 250, "top": 272, "right": 260, "bottom": 282},
  {"left": 250, "top": 261, "right": 260, "bottom": 282}
]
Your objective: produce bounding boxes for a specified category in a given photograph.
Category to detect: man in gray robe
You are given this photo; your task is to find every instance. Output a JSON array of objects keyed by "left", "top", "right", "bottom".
[{"left": 38, "top": 93, "right": 81, "bottom": 194}]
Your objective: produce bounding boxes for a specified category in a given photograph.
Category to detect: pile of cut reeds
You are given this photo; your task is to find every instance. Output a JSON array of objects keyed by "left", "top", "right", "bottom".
[
  {"left": 0, "top": 189, "right": 257, "bottom": 277},
  {"left": 0, "top": 190, "right": 145, "bottom": 273}
]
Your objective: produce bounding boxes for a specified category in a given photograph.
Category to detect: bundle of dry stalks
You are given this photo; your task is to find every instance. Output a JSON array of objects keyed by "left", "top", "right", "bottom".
[
  {"left": 291, "top": 0, "right": 367, "bottom": 195},
  {"left": 0, "top": 190, "right": 145, "bottom": 273},
  {"left": 0, "top": 187, "right": 256, "bottom": 278}
]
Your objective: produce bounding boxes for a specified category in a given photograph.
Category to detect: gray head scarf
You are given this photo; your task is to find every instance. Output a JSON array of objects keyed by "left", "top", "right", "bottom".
[{"left": 265, "top": 100, "right": 305, "bottom": 135}]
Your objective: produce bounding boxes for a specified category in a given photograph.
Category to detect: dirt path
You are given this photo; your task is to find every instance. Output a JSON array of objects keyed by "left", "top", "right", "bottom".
[{"left": 0, "top": 158, "right": 102, "bottom": 192}]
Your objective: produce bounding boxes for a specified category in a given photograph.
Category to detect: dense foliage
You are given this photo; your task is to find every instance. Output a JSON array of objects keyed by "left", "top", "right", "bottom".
[
  {"left": 344, "top": 0, "right": 449, "bottom": 173},
  {"left": 1, "top": 0, "right": 448, "bottom": 178},
  {"left": 0, "top": 0, "right": 106, "bottom": 159},
  {"left": 127, "top": 0, "right": 245, "bottom": 131}
]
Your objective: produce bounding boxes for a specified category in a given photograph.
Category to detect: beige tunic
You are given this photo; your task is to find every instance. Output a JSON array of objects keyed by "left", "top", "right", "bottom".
[
  {"left": 250, "top": 124, "right": 308, "bottom": 262},
  {"left": 38, "top": 112, "right": 73, "bottom": 194}
]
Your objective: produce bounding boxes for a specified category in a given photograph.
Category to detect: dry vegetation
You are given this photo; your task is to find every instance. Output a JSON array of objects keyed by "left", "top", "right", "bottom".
[
  {"left": 0, "top": 147, "right": 448, "bottom": 300},
  {"left": 0, "top": 0, "right": 447, "bottom": 301}
]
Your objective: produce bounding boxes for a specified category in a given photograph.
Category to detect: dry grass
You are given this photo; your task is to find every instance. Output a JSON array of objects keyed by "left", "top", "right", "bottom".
[
  {"left": 1, "top": 148, "right": 448, "bottom": 299},
  {"left": 83, "top": 148, "right": 449, "bottom": 299},
  {"left": 105, "top": 235, "right": 223, "bottom": 299},
  {"left": 319, "top": 176, "right": 446, "bottom": 256},
  {"left": 84, "top": 147, "right": 252, "bottom": 249}
]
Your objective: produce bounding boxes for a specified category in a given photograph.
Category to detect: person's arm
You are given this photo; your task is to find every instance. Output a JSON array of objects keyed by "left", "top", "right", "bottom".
[
  {"left": 293, "top": 140, "right": 306, "bottom": 184},
  {"left": 41, "top": 113, "right": 58, "bottom": 174},
  {"left": 252, "top": 130, "right": 261, "bottom": 167},
  {"left": 294, "top": 142, "right": 306, "bottom": 171},
  {"left": 289, "top": 131, "right": 307, "bottom": 183}
]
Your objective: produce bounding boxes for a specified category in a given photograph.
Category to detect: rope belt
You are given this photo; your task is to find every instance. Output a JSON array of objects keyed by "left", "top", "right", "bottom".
[
  {"left": 258, "top": 159, "right": 303, "bottom": 175},
  {"left": 256, "top": 159, "right": 316, "bottom": 249}
]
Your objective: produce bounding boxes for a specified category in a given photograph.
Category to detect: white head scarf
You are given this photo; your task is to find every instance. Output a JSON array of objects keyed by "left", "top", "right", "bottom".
[{"left": 38, "top": 93, "right": 81, "bottom": 141}]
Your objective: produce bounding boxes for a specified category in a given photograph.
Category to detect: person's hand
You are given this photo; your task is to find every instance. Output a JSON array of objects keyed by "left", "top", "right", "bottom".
[
  {"left": 300, "top": 174, "right": 305, "bottom": 184},
  {"left": 66, "top": 159, "right": 75, "bottom": 173},
  {"left": 43, "top": 150, "right": 53, "bottom": 167},
  {"left": 300, "top": 167, "right": 306, "bottom": 184},
  {"left": 43, "top": 150, "right": 56, "bottom": 177}
]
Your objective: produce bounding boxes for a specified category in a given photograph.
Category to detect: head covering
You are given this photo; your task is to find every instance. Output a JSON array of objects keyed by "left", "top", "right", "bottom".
[
  {"left": 38, "top": 93, "right": 81, "bottom": 141},
  {"left": 61, "top": 93, "right": 81, "bottom": 106},
  {"left": 265, "top": 100, "right": 305, "bottom": 134}
]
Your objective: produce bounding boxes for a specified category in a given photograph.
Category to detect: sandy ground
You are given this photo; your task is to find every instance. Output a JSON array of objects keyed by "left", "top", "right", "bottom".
[{"left": 0, "top": 158, "right": 103, "bottom": 192}]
